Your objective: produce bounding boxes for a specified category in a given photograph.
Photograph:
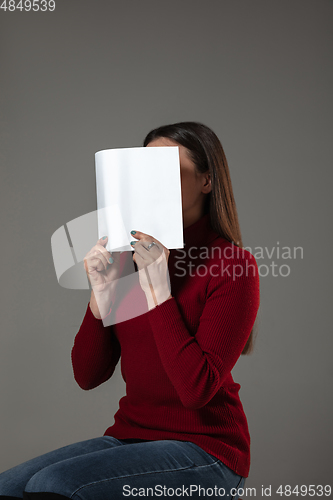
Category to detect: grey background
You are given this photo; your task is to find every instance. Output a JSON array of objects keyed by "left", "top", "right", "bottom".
[{"left": 0, "top": 0, "right": 332, "bottom": 496}]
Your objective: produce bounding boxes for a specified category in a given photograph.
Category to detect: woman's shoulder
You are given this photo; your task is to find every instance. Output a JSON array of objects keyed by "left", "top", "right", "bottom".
[
  {"left": 198, "top": 235, "right": 259, "bottom": 289},
  {"left": 205, "top": 234, "right": 258, "bottom": 266}
]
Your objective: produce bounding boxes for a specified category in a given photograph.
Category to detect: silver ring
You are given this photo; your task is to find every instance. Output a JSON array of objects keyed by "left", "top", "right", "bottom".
[{"left": 146, "top": 241, "right": 157, "bottom": 251}]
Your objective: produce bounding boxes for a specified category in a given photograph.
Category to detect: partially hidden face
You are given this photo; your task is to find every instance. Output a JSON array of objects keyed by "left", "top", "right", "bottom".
[{"left": 146, "top": 137, "right": 211, "bottom": 216}]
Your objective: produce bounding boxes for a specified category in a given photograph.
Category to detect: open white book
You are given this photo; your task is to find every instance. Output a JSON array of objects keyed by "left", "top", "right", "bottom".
[{"left": 95, "top": 146, "right": 184, "bottom": 252}]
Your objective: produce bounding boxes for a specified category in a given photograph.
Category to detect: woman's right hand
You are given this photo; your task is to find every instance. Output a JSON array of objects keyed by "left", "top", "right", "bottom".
[{"left": 83, "top": 236, "right": 121, "bottom": 319}]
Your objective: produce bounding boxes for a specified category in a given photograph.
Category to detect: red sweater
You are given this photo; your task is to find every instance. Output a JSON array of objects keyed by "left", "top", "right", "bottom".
[{"left": 71, "top": 213, "right": 260, "bottom": 477}]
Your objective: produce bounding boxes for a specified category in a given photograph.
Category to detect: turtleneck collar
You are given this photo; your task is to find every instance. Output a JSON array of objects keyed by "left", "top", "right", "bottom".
[{"left": 182, "top": 212, "right": 220, "bottom": 250}]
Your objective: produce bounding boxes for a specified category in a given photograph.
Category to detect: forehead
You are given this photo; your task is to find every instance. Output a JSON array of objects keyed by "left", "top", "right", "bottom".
[
  {"left": 146, "top": 137, "right": 179, "bottom": 148},
  {"left": 146, "top": 137, "right": 194, "bottom": 168}
]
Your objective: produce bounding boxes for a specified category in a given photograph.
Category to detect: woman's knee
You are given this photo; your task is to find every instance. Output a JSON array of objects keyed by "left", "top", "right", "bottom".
[{"left": 24, "top": 465, "right": 72, "bottom": 499}]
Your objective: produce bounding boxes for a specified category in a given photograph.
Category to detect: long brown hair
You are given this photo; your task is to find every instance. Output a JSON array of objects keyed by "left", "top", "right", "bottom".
[{"left": 143, "top": 121, "right": 258, "bottom": 354}]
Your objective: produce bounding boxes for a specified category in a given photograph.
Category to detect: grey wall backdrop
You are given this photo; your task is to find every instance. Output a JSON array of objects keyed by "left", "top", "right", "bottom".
[{"left": 1, "top": 0, "right": 332, "bottom": 497}]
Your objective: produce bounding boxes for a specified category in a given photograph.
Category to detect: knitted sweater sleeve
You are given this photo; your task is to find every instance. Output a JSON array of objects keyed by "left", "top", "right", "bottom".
[
  {"left": 146, "top": 251, "right": 260, "bottom": 410},
  {"left": 71, "top": 303, "right": 121, "bottom": 390}
]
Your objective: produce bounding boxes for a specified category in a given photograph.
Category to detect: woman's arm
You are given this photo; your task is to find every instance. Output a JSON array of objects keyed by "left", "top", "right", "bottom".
[
  {"left": 146, "top": 251, "right": 260, "bottom": 410},
  {"left": 71, "top": 300, "right": 121, "bottom": 390},
  {"left": 72, "top": 241, "right": 128, "bottom": 390}
]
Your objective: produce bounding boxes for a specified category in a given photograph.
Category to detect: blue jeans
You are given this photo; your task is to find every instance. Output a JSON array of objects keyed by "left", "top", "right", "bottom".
[{"left": 0, "top": 437, "right": 245, "bottom": 499}]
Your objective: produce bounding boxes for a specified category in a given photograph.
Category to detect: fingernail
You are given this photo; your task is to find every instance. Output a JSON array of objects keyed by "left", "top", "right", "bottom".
[
  {"left": 130, "top": 241, "right": 136, "bottom": 246},
  {"left": 102, "top": 236, "right": 107, "bottom": 240},
  {"left": 130, "top": 230, "right": 136, "bottom": 235},
  {"left": 109, "top": 256, "right": 114, "bottom": 264}
]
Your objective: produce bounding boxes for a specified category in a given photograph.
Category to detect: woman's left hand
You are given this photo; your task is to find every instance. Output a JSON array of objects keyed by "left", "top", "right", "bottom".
[{"left": 130, "top": 231, "right": 172, "bottom": 309}]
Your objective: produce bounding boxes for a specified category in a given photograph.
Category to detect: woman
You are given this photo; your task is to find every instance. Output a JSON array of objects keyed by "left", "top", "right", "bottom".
[{"left": 0, "top": 122, "right": 260, "bottom": 499}]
